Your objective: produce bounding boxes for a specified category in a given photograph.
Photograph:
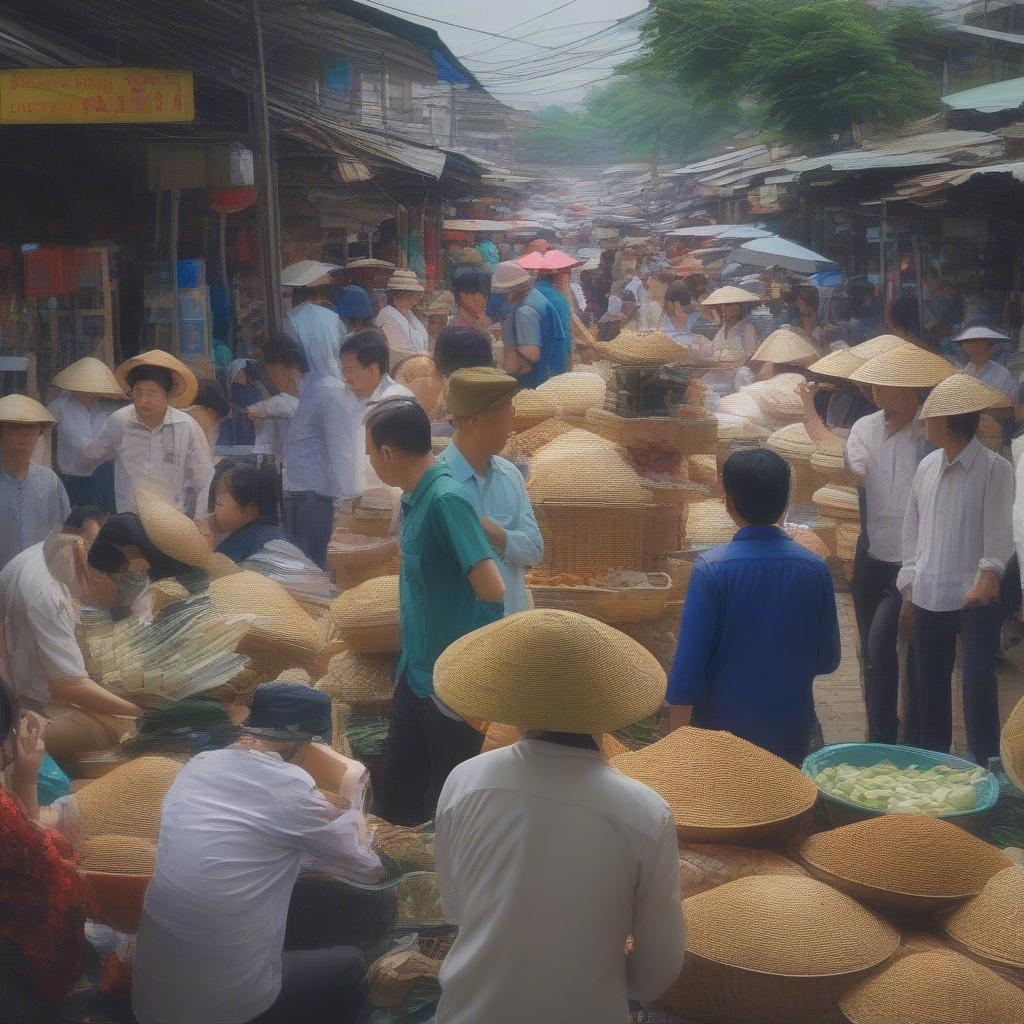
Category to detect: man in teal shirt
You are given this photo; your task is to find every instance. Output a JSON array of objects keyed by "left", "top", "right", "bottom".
[{"left": 365, "top": 397, "right": 505, "bottom": 826}]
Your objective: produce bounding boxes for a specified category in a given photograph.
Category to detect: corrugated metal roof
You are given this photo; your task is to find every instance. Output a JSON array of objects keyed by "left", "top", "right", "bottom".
[
  {"left": 954, "top": 24, "right": 1024, "bottom": 48},
  {"left": 876, "top": 159, "right": 1024, "bottom": 204},
  {"left": 943, "top": 76, "right": 1024, "bottom": 113},
  {"left": 665, "top": 145, "right": 771, "bottom": 177}
]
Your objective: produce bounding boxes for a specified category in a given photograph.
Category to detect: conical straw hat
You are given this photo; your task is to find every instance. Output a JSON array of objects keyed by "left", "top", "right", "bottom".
[
  {"left": 51, "top": 356, "right": 126, "bottom": 399},
  {"left": 501, "top": 418, "right": 573, "bottom": 460},
  {"left": 921, "top": 372, "right": 1012, "bottom": 417},
  {"left": 0, "top": 393, "right": 56, "bottom": 425},
  {"left": 681, "top": 875, "right": 900, "bottom": 976},
  {"left": 135, "top": 489, "right": 214, "bottom": 570},
  {"left": 611, "top": 727, "right": 819, "bottom": 839},
  {"left": 751, "top": 328, "right": 818, "bottom": 365},
  {"left": 808, "top": 347, "right": 864, "bottom": 380},
  {"left": 849, "top": 344, "right": 956, "bottom": 387},
  {"left": 839, "top": 949, "right": 1024, "bottom": 1024},
  {"left": 813, "top": 484, "right": 859, "bottom": 520},
  {"left": 535, "top": 370, "right": 606, "bottom": 416},
  {"left": 999, "top": 694, "right": 1024, "bottom": 794},
  {"left": 527, "top": 431, "right": 650, "bottom": 505},
  {"left": 799, "top": 815, "right": 1011, "bottom": 901},
  {"left": 851, "top": 334, "right": 907, "bottom": 361},
  {"left": 766, "top": 421, "right": 817, "bottom": 458},
  {"left": 71, "top": 756, "right": 182, "bottom": 845},
  {"left": 701, "top": 286, "right": 760, "bottom": 306},
  {"left": 686, "top": 498, "right": 737, "bottom": 546},
  {"left": 603, "top": 329, "right": 703, "bottom": 366},
  {"left": 719, "top": 390, "right": 766, "bottom": 423},
  {"left": 434, "top": 609, "right": 666, "bottom": 734},
  {"left": 747, "top": 372, "right": 806, "bottom": 420},
  {"left": 943, "top": 866, "right": 1024, "bottom": 968},
  {"left": 512, "top": 388, "right": 557, "bottom": 429},
  {"left": 328, "top": 575, "right": 401, "bottom": 653},
  {"left": 80, "top": 834, "right": 158, "bottom": 875},
  {"left": 114, "top": 349, "right": 199, "bottom": 408}
]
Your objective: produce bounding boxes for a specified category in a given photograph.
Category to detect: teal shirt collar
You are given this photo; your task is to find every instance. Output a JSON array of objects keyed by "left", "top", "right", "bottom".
[{"left": 402, "top": 460, "right": 452, "bottom": 510}]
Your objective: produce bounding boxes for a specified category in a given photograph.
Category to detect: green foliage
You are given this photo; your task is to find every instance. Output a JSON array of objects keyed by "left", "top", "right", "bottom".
[{"left": 629, "top": 0, "right": 940, "bottom": 143}]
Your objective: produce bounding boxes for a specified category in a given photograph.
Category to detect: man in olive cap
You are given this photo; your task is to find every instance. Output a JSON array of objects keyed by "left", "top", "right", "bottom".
[
  {"left": 439, "top": 369, "right": 542, "bottom": 615},
  {"left": 133, "top": 683, "right": 381, "bottom": 1024}
]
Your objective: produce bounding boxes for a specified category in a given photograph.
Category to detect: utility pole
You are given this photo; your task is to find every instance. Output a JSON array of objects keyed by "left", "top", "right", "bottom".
[{"left": 251, "top": 0, "right": 282, "bottom": 332}]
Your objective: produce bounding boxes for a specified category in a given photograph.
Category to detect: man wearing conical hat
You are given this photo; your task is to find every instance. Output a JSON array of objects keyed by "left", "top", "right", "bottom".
[
  {"left": 47, "top": 356, "right": 125, "bottom": 513},
  {"left": 81, "top": 351, "right": 214, "bottom": 515},
  {"left": 956, "top": 324, "right": 1018, "bottom": 404},
  {"left": 0, "top": 394, "right": 70, "bottom": 571},
  {"left": 899, "top": 374, "right": 1014, "bottom": 764},
  {"left": 431, "top": 610, "right": 685, "bottom": 1024}
]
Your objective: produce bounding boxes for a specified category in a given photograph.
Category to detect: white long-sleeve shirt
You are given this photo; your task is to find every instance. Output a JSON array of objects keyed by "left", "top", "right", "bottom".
[
  {"left": 434, "top": 740, "right": 685, "bottom": 1024},
  {"left": 47, "top": 392, "right": 123, "bottom": 476},
  {"left": 132, "top": 746, "right": 381, "bottom": 1024},
  {"left": 965, "top": 358, "right": 1018, "bottom": 404},
  {"left": 375, "top": 304, "right": 429, "bottom": 355},
  {"left": 898, "top": 437, "right": 1015, "bottom": 611},
  {"left": 845, "top": 411, "right": 928, "bottom": 563},
  {"left": 82, "top": 404, "right": 214, "bottom": 515}
]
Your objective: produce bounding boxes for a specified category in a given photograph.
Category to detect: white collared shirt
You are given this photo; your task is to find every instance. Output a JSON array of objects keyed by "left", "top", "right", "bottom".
[
  {"left": 132, "top": 746, "right": 381, "bottom": 1024},
  {"left": 898, "top": 437, "right": 1015, "bottom": 611},
  {"left": 375, "top": 304, "right": 429, "bottom": 355},
  {"left": 47, "top": 392, "right": 124, "bottom": 476},
  {"left": 0, "top": 542, "right": 87, "bottom": 708},
  {"left": 434, "top": 740, "right": 685, "bottom": 1024},
  {"left": 965, "top": 358, "right": 1018, "bottom": 404},
  {"left": 345, "top": 375, "right": 413, "bottom": 496},
  {"left": 83, "top": 404, "right": 215, "bottom": 514},
  {"left": 845, "top": 410, "right": 928, "bottom": 563}
]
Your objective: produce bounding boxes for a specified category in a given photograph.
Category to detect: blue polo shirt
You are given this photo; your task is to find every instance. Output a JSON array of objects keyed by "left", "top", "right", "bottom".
[
  {"left": 397, "top": 462, "right": 503, "bottom": 697},
  {"left": 667, "top": 526, "right": 841, "bottom": 762}
]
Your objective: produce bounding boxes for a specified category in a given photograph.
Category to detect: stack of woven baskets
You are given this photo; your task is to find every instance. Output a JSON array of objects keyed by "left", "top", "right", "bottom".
[
  {"left": 812, "top": 483, "right": 861, "bottom": 578},
  {"left": 743, "top": 372, "right": 807, "bottom": 429},
  {"left": 765, "top": 422, "right": 818, "bottom": 506}
]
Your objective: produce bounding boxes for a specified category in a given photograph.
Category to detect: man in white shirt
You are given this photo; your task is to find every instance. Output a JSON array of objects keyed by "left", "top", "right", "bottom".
[
  {"left": 432, "top": 609, "right": 685, "bottom": 1024},
  {"left": 132, "top": 683, "right": 382, "bottom": 1024},
  {"left": 82, "top": 353, "right": 214, "bottom": 515},
  {"left": 899, "top": 373, "right": 1015, "bottom": 764},
  {"left": 247, "top": 334, "right": 305, "bottom": 481},
  {"left": 338, "top": 329, "right": 413, "bottom": 496},
  {"left": 956, "top": 324, "right": 1018, "bottom": 404}
]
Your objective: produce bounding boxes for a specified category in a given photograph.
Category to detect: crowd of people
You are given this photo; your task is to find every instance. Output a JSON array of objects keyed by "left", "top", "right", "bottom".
[{"left": 0, "top": 228, "right": 1023, "bottom": 1024}]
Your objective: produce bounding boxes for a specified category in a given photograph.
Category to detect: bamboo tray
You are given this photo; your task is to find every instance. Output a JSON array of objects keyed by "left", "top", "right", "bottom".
[{"left": 528, "top": 572, "right": 673, "bottom": 624}]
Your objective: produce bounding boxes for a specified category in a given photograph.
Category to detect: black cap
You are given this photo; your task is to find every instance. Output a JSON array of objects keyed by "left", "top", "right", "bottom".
[{"left": 243, "top": 683, "right": 332, "bottom": 743}]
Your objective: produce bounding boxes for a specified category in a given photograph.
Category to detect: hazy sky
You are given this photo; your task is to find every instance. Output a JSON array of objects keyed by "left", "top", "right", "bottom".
[{"left": 359, "top": 0, "right": 649, "bottom": 108}]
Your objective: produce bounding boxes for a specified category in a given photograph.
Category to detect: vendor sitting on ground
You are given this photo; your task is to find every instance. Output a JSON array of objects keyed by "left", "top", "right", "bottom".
[
  {"left": 666, "top": 449, "right": 841, "bottom": 764},
  {"left": 432, "top": 609, "right": 685, "bottom": 1024},
  {"left": 132, "top": 683, "right": 383, "bottom": 1024},
  {"left": 0, "top": 507, "right": 140, "bottom": 764}
]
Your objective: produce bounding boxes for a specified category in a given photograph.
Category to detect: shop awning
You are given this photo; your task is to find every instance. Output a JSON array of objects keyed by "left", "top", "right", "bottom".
[
  {"left": 876, "top": 159, "right": 1024, "bottom": 206},
  {"left": 943, "top": 77, "right": 1024, "bottom": 114},
  {"left": 443, "top": 219, "right": 543, "bottom": 232}
]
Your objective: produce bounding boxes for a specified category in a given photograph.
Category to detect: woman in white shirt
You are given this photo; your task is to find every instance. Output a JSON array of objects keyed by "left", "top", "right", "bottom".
[
  {"left": 375, "top": 269, "right": 428, "bottom": 359},
  {"left": 696, "top": 287, "right": 760, "bottom": 399}
]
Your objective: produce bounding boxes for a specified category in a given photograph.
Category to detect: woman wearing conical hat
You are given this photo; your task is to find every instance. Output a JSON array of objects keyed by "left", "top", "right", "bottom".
[{"left": 47, "top": 356, "right": 126, "bottom": 513}]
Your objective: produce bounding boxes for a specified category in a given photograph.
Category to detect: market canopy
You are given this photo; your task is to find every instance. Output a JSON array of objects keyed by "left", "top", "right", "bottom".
[
  {"left": 715, "top": 225, "right": 775, "bottom": 240},
  {"left": 735, "top": 237, "right": 838, "bottom": 274},
  {"left": 943, "top": 76, "right": 1024, "bottom": 114},
  {"left": 666, "top": 224, "right": 737, "bottom": 237},
  {"left": 443, "top": 219, "right": 543, "bottom": 233}
]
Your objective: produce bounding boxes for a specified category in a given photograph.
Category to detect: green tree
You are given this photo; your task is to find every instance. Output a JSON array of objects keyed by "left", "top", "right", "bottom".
[{"left": 629, "top": 0, "right": 939, "bottom": 143}]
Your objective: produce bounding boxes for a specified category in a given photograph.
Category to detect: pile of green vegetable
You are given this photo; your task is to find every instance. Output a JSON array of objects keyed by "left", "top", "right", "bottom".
[{"left": 812, "top": 760, "right": 987, "bottom": 815}]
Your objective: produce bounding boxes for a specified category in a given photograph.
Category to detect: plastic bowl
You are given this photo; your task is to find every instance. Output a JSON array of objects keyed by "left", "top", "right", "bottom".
[{"left": 802, "top": 742, "right": 1000, "bottom": 835}]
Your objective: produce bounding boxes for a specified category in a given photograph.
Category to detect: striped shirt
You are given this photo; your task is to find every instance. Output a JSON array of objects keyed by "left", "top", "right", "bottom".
[
  {"left": 897, "top": 438, "right": 1014, "bottom": 612},
  {"left": 965, "top": 359, "right": 1018, "bottom": 404},
  {"left": 0, "top": 463, "right": 70, "bottom": 571}
]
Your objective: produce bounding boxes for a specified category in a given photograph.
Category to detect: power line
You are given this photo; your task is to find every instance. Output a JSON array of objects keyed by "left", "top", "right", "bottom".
[
  {"left": 356, "top": 0, "right": 560, "bottom": 47},
  {"left": 458, "top": 0, "right": 581, "bottom": 59}
]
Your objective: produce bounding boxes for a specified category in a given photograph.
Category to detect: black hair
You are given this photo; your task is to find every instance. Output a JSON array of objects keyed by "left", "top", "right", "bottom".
[
  {"left": 0, "top": 677, "right": 15, "bottom": 743},
  {"left": 194, "top": 381, "right": 230, "bottom": 418},
  {"left": 219, "top": 463, "right": 281, "bottom": 525},
  {"left": 365, "top": 397, "right": 431, "bottom": 456},
  {"left": 597, "top": 320, "right": 622, "bottom": 342},
  {"left": 433, "top": 327, "right": 496, "bottom": 376},
  {"left": 263, "top": 332, "right": 308, "bottom": 373},
  {"left": 64, "top": 505, "right": 107, "bottom": 531},
  {"left": 341, "top": 328, "right": 390, "bottom": 377},
  {"left": 452, "top": 267, "right": 491, "bottom": 298},
  {"left": 88, "top": 512, "right": 195, "bottom": 581},
  {"left": 722, "top": 448, "right": 791, "bottom": 526},
  {"left": 664, "top": 282, "right": 692, "bottom": 307},
  {"left": 946, "top": 411, "right": 981, "bottom": 440},
  {"left": 889, "top": 291, "right": 920, "bottom": 334},
  {"left": 126, "top": 364, "right": 174, "bottom": 394}
]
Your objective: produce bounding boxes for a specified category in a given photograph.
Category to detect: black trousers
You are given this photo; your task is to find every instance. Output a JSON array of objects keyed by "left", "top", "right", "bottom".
[
  {"left": 247, "top": 947, "right": 366, "bottom": 1024},
  {"left": 375, "top": 673, "right": 484, "bottom": 826},
  {"left": 850, "top": 548, "right": 917, "bottom": 745},
  {"left": 912, "top": 603, "right": 1002, "bottom": 763},
  {"left": 284, "top": 490, "right": 334, "bottom": 571}
]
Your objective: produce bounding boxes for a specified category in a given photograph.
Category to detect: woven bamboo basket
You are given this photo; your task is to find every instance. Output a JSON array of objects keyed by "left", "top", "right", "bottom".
[
  {"left": 328, "top": 533, "right": 401, "bottom": 590},
  {"left": 943, "top": 866, "right": 1024, "bottom": 972},
  {"left": 527, "top": 572, "right": 672, "bottom": 624},
  {"left": 79, "top": 870, "right": 152, "bottom": 934},
  {"left": 814, "top": 484, "right": 860, "bottom": 523},
  {"left": 513, "top": 388, "right": 558, "bottom": 430},
  {"left": 328, "top": 576, "right": 401, "bottom": 654},
  {"left": 533, "top": 502, "right": 662, "bottom": 572},
  {"left": 500, "top": 418, "right": 573, "bottom": 460},
  {"left": 679, "top": 843, "right": 808, "bottom": 898},
  {"left": 335, "top": 506, "right": 394, "bottom": 539},
  {"left": 535, "top": 370, "right": 607, "bottom": 416}
]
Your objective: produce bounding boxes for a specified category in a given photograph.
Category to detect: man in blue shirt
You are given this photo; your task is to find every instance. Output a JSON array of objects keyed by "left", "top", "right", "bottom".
[
  {"left": 493, "top": 262, "right": 567, "bottom": 389},
  {"left": 667, "top": 449, "right": 841, "bottom": 764}
]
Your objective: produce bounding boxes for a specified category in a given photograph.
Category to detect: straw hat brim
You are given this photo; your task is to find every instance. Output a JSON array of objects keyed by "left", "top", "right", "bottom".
[
  {"left": 750, "top": 329, "right": 818, "bottom": 365},
  {"left": 808, "top": 348, "right": 864, "bottom": 380},
  {"left": 115, "top": 350, "right": 199, "bottom": 408},
  {"left": 52, "top": 357, "right": 127, "bottom": 399},
  {"left": 135, "top": 489, "right": 214, "bottom": 569},
  {"left": 385, "top": 273, "right": 425, "bottom": 293},
  {"left": 0, "top": 393, "right": 56, "bottom": 425},
  {"left": 849, "top": 344, "right": 956, "bottom": 388},
  {"left": 850, "top": 334, "right": 907, "bottom": 361},
  {"left": 702, "top": 286, "right": 760, "bottom": 306},
  {"left": 920, "top": 372, "right": 1012, "bottom": 418},
  {"left": 434, "top": 609, "right": 666, "bottom": 734},
  {"left": 999, "top": 695, "right": 1024, "bottom": 794}
]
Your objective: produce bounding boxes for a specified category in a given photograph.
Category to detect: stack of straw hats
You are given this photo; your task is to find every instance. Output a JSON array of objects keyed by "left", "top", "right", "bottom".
[
  {"left": 839, "top": 948, "right": 1024, "bottom": 1024},
  {"left": 766, "top": 422, "right": 817, "bottom": 505},
  {"left": 750, "top": 328, "right": 818, "bottom": 366},
  {"left": 535, "top": 370, "right": 607, "bottom": 418},
  {"left": 52, "top": 356, "right": 126, "bottom": 399},
  {"left": 329, "top": 575, "right": 401, "bottom": 654},
  {"left": 745, "top": 372, "right": 806, "bottom": 425},
  {"left": 385, "top": 269, "right": 425, "bottom": 293},
  {"left": 678, "top": 844, "right": 808, "bottom": 898},
  {"left": 1000, "top": 695, "right": 1024, "bottom": 794},
  {"left": 527, "top": 431, "right": 650, "bottom": 505},
  {"left": 719, "top": 391, "right": 766, "bottom": 425},
  {"left": 316, "top": 650, "right": 396, "bottom": 714},
  {"left": 943, "top": 865, "right": 1024, "bottom": 975},
  {"left": 799, "top": 815, "right": 1011, "bottom": 916},
  {"left": 813, "top": 483, "right": 860, "bottom": 522},
  {"left": 685, "top": 498, "right": 736, "bottom": 548},
  {"left": 611, "top": 726, "right": 819, "bottom": 842},
  {"left": 849, "top": 343, "right": 955, "bottom": 388},
  {"left": 392, "top": 355, "right": 442, "bottom": 413},
  {"left": 809, "top": 432, "right": 855, "bottom": 488},
  {"left": 501, "top": 418, "right": 573, "bottom": 461},
  {"left": 657, "top": 875, "right": 900, "bottom": 1024},
  {"left": 602, "top": 330, "right": 703, "bottom": 366},
  {"left": 512, "top": 388, "right": 558, "bottom": 430}
]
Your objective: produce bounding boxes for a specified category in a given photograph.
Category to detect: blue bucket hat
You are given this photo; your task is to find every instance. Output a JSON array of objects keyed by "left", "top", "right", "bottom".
[
  {"left": 243, "top": 683, "right": 332, "bottom": 743},
  {"left": 334, "top": 285, "right": 373, "bottom": 320}
]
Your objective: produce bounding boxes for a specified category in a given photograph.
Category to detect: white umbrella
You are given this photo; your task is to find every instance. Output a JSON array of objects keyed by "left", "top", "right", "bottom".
[
  {"left": 666, "top": 224, "right": 736, "bottom": 238},
  {"left": 716, "top": 225, "right": 775, "bottom": 240},
  {"left": 735, "top": 237, "right": 838, "bottom": 274}
]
